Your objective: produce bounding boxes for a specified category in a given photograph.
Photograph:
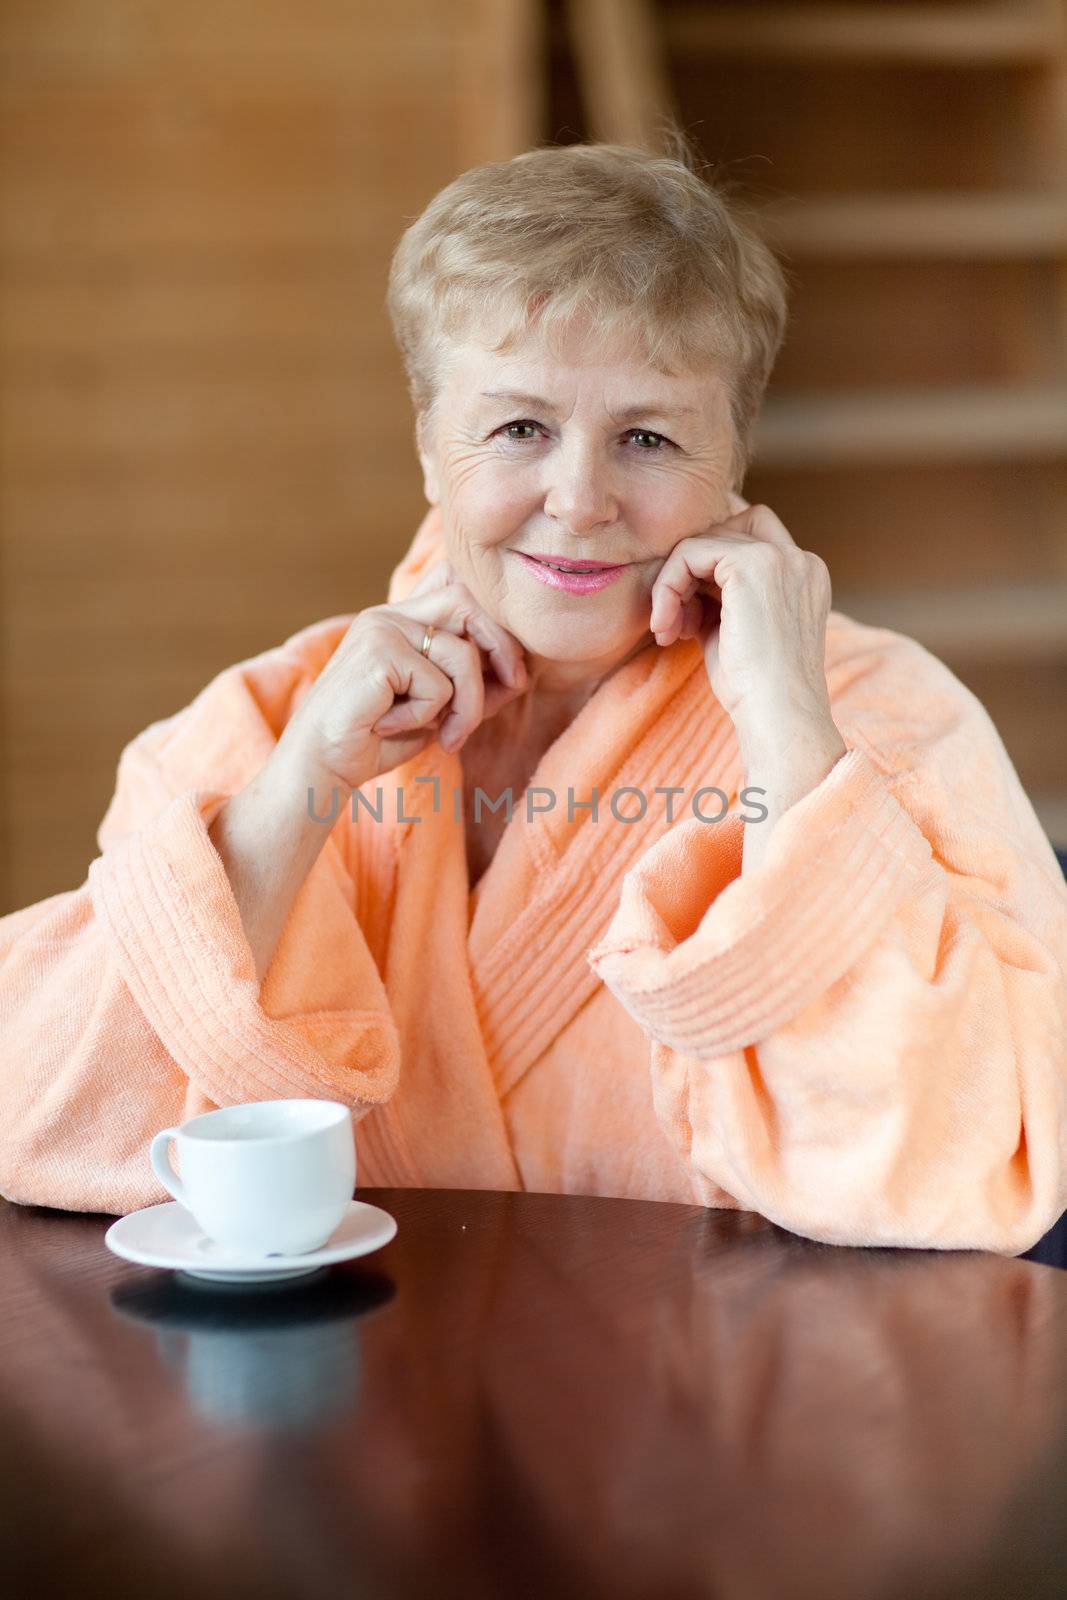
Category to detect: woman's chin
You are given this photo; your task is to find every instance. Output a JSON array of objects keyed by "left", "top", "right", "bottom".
[{"left": 513, "top": 628, "right": 645, "bottom": 667}]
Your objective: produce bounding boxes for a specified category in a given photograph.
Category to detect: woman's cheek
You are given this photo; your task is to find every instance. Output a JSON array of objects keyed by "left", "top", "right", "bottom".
[{"left": 460, "top": 469, "right": 525, "bottom": 530}]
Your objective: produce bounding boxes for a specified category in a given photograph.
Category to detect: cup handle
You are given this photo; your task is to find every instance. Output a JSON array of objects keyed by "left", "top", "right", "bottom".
[{"left": 149, "top": 1128, "right": 189, "bottom": 1207}]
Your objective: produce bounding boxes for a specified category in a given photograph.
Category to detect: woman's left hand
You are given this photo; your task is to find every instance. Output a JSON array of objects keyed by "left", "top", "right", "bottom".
[{"left": 649, "top": 492, "right": 838, "bottom": 750}]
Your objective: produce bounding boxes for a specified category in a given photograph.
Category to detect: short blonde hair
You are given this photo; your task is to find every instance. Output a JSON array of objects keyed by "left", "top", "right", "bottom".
[{"left": 385, "top": 130, "right": 789, "bottom": 485}]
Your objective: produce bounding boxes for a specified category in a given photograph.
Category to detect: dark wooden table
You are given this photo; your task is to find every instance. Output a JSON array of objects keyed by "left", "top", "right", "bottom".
[{"left": 3, "top": 1186, "right": 1067, "bottom": 1600}]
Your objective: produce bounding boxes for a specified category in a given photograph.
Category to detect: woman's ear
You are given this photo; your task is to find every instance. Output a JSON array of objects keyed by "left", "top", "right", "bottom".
[{"left": 415, "top": 411, "right": 440, "bottom": 504}]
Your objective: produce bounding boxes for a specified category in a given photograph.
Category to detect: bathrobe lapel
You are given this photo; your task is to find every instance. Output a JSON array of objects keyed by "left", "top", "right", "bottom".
[{"left": 464, "top": 638, "right": 737, "bottom": 1096}]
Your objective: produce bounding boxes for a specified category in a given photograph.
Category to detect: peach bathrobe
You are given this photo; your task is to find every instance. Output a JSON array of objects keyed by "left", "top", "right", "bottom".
[{"left": 3, "top": 504, "right": 1067, "bottom": 1253}]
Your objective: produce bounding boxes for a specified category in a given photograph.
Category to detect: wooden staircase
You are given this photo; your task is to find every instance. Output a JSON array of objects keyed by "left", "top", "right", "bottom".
[{"left": 563, "top": 0, "right": 1067, "bottom": 845}]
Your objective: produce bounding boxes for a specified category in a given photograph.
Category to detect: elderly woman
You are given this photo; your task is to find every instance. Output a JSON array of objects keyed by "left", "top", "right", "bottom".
[{"left": 2, "top": 139, "right": 1067, "bottom": 1254}]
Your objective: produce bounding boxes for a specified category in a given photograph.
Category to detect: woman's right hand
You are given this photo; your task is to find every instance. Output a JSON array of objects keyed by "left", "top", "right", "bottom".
[{"left": 279, "top": 559, "right": 529, "bottom": 792}]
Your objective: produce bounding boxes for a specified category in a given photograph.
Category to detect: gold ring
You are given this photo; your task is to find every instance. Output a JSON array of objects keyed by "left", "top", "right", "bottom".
[{"left": 419, "top": 623, "right": 436, "bottom": 658}]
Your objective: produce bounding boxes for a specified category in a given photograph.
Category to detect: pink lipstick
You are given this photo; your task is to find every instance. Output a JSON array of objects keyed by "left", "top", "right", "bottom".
[{"left": 514, "top": 551, "right": 628, "bottom": 594}]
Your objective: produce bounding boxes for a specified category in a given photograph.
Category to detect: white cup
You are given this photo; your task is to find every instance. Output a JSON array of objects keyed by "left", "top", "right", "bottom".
[{"left": 149, "top": 1099, "right": 356, "bottom": 1257}]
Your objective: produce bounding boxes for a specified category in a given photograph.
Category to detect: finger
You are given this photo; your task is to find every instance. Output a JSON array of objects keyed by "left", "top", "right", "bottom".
[
  {"left": 727, "top": 490, "right": 750, "bottom": 515},
  {"left": 675, "top": 592, "right": 705, "bottom": 642},
  {"left": 394, "top": 585, "right": 527, "bottom": 690},
  {"left": 717, "top": 500, "right": 796, "bottom": 551},
  {"left": 649, "top": 537, "right": 730, "bottom": 640},
  {"left": 481, "top": 666, "right": 530, "bottom": 718},
  {"left": 376, "top": 627, "right": 485, "bottom": 750},
  {"left": 651, "top": 505, "right": 800, "bottom": 642},
  {"left": 455, "top": 604, "right": 528, "bottom": 692},
  {"left": 370, "top": 650, "right": 454, "bottom": 737},
  {"left": 697, "top": 591, "right": 722, "bottom": 645},
  {"left": 665, "top": 586, "right": 719, "bottom": 647}
]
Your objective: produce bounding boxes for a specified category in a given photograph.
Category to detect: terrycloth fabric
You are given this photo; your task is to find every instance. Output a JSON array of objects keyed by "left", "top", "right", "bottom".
[{"left": 2, "top": 504, "right": 1067, "bottom": 1253}]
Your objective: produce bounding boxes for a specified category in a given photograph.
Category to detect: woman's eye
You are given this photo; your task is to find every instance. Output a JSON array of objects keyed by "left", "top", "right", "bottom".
[{"left": 496, "top": 422, "right": 673, "bottom": 450}]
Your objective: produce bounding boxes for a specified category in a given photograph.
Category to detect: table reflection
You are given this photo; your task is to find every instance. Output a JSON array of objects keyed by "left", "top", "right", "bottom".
[{"left": 112, "top": 1270, "right": 394, "bottom": 1429}]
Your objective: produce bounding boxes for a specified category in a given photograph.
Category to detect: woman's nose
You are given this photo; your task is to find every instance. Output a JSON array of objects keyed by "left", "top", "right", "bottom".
[{"left": 542, "top": 447, "right": 618, "bottom": 532}]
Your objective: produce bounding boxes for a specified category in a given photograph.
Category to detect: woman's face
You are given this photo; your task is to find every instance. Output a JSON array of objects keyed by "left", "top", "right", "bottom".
[{"left": 416, "top": 318, "right": 737, "bottom": 685}]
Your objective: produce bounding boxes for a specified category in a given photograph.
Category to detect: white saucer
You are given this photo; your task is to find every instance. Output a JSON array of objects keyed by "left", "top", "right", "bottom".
[{"left": 104, "top": 1199, "right": 397, "bottom": 1283}]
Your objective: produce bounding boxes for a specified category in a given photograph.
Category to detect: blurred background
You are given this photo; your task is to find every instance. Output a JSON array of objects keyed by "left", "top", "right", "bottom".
[{"left": 2, "top": 0, "right": 1065, "bottom": 914}]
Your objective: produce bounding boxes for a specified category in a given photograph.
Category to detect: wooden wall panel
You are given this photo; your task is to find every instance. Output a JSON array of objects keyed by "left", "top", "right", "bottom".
[{"left": 0, "top": 0, "right": 544, "bottom": 911}]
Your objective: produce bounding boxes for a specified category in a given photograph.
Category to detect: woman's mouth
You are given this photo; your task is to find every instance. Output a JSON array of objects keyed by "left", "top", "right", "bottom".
[{"left": 514, "top": 551, "right": 628, "bottom": 594}]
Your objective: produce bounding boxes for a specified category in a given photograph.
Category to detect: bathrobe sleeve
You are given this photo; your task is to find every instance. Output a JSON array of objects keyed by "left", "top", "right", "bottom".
[
  {"left": 0, "top": 617, "right": 400, "bottom": 1216},
  {"left": 586, "top": 627, "right": 1067, "bottom": 1256}
]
